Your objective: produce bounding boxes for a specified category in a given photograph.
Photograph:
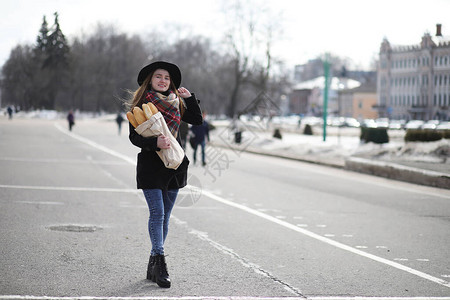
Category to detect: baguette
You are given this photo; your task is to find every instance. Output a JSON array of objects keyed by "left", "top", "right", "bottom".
[
  {"left": 133, "top": 107, "right": 147, "bottom": 125},
  {"left": 148, "top": 103, "right": 158, "bottom": 115},
  {"left": 126, "top": 111, "right": 139, "bottom": 128},
  {"left": 142, "top": 103, "right": 153, "bottom": 120}
]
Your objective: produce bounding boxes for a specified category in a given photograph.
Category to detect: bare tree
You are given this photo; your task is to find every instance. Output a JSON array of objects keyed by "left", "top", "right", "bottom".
[
  {"left": 67, "top": 24, "right": 148, "bottom": 112},
  {"left": 1, "top": 45, "right": 38, "bottom": 110},
  {"left": 221, "top": 0, "right": 284, "bottom": 117}
]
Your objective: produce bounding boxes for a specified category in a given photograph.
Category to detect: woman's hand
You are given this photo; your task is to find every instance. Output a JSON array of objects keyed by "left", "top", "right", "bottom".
[
  {"left": 157, "top": 135, "right": 171, "bottom": 149},
  {"left": 178, "top": 87, "right": 191, "bottom": 98}
]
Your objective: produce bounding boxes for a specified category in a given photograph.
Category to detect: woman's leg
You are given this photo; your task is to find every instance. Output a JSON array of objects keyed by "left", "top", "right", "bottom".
[
  {"left": 162, "top": 189, "right": 178, "bottom": 243},
  {"left": 143, "top": 189, "right": 165, "bottom": 256}
]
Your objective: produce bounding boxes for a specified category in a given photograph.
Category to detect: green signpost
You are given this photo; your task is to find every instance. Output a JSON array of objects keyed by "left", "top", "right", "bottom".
[{"left": 323, "top": 54, "right": 330, "bottom": 142}]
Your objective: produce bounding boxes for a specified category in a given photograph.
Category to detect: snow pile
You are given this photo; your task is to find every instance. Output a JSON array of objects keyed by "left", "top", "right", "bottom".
[
  {"left": 355, "top": 139, "right": 449, "bottom": 164},
  {"left": 210, "top": 123, "right": 449, "bottom": 170}
]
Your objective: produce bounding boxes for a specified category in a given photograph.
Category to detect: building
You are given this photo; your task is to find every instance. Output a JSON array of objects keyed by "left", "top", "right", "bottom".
[
  {"left": 377, "top": 24, "right": 450, "bottom": 121},
  {"left": 289, "top": 76, "right": 360, "bottom": 116},
  {"left": 339, "top": 81, "right": 377, "bottom": 120}
]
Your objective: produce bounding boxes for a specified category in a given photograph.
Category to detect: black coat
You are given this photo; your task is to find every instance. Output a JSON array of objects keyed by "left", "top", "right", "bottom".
[{"left": 129, "top": 94, "right": 203, "bottom": 190}]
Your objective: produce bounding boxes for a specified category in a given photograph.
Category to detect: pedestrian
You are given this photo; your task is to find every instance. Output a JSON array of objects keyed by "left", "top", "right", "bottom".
[
  {"left": 7, "top": 106, "right": 13, "bottom": 119},
  {"left": 127, "top": 61, "right": 203, "bottom": 288},
  {"left": 190, "top": 111, "right": 209, "bottom": 166},
  {"left": 116, "top": 112, "right": 124, "bottom": 135},
  {"left": 67, "top": 110, "right": 75, "bottom": 131}
]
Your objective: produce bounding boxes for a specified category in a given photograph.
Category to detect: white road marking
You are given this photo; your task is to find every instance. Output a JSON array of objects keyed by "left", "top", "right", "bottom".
[
  {"left": 0, "top": 157, "right": 128, "bottom": 165},
  {"left": 0, "top": 184, "right": 138, "bottom": 193},
  {"left": 197, "top": 187, "right": 450, "bottom": 288},
  {"left": 54, "top": 122, "right": 137, "bottom": 165},
  {"left": 15, "top": 201, "right": 64, "bottom": 205},
  {"left": 2, "top": 296, "right": 450, "bottom": 300},
  {"left": 172, "top": 217, "right": 304, "bottom": 297},
  {"left": 53, "top": 123, "right": 450, "bottom": 290}
]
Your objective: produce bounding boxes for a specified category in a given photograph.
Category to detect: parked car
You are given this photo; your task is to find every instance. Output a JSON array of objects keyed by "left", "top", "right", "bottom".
[
  {"left": 362, "top": 119, "right": 377, "bottom": 128},
  {"left": 436, "top": 122, "right": 450, "bottom": 130},
  {"left": 405, "top": 120, "right": 425, "bottom": 129},
  {"left": 422, "top": 120, "right": 440, "bottom": 130},
  {"left": 344, "top": 118, "right": 360, "bottom": 128},
  {"left": 388, "top": 119, "right": 406, "bottom": 130},
  {"left": 375, "top": 118, "right": 389, "bottom": 128}
]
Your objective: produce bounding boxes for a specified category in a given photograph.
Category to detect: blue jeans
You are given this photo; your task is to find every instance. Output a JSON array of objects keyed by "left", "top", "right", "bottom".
[{"left": 143, "top": 189, "right": 178, "bottom": 255}]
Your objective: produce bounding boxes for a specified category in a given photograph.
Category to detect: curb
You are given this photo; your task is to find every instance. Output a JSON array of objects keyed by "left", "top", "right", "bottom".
[{"left": 344, "top": 157, "right": 450, "bottom": 190}]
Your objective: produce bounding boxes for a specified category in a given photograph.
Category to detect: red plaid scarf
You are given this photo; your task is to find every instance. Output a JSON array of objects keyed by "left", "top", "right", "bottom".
[{"left": 144, "top": 90, "right": 181, "bottom": 137}]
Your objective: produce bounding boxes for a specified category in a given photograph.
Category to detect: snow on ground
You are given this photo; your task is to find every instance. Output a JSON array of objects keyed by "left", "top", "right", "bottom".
[{"left": 209, "top": 119, "right": 449, "bottom": 171}]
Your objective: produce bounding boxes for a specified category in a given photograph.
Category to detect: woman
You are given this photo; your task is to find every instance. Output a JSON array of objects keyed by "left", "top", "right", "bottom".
[{"left": 128, "top": 61, "right": 203, "bottom": 288}]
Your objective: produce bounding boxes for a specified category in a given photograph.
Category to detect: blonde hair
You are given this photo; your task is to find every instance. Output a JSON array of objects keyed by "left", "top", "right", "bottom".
[{"left": 127, "top": 70, "right": 185, "bottom": 116}]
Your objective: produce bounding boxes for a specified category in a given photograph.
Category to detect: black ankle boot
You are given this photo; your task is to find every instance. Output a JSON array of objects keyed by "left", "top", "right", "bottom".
[
  {"left": 146, "top": 255, "right": 156, "bottom": 282},
  {"left": 153, "top": 255, "right": 171, "bottom": 288}
]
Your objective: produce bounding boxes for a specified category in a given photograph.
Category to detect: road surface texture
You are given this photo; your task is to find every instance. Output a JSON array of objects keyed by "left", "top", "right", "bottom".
[{"left": 1, "top": 118, "right": 449, "bottom": 299}]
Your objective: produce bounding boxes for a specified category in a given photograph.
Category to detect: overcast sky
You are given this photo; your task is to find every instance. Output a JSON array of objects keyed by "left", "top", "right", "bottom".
[{"left": 1, "top": 0, "right": 449, "bottom": 70}]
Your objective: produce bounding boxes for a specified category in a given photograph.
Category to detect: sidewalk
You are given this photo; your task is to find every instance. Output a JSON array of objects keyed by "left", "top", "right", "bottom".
[{"left": 209, "top": 125, "right": 450, "bottom": 190}]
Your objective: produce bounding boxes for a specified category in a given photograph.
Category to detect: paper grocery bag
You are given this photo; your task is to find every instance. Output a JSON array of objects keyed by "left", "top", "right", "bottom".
[{"left": 135, "top": 112, "right": 184, "bottom": 170}]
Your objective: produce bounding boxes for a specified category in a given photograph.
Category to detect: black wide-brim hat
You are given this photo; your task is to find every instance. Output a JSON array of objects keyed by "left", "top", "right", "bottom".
[{"left": 137, "top": 61, "right": 182, "bottom": 88}]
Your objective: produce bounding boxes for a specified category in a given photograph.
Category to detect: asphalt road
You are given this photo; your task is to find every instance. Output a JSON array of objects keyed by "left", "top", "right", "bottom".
[{"left": 1, "top": 117, "right": 449, "bottom": 299}]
